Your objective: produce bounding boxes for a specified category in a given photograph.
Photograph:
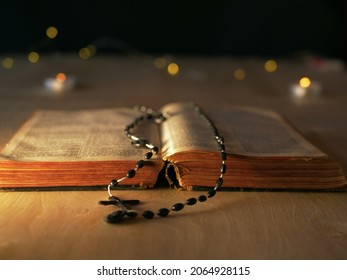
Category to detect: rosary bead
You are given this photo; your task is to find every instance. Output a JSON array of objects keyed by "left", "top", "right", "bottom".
[
  {"left": 105, "top": 210, "right": 126, "bottom": 223},
  {"left": 127, "top": 169, "right": 136, "bottom": 178},
  {"left": 221, "top": 163, "right": 227, "bottom": 174},
  {"left": 144, "top": 151, "right": 153, "bottom": 159},
  {"left": 152, "top": 146, "right": 159, "bottom": 154},
  {"left": 157, "top": 208, "right": 170, "bottom": 217},
  {"left": 146, "top": 113, "right": 154, "bottom": 120},
  {"left": 130, "top": 135, "right": 140, "bottom": 141},
  {"left": 172, "top": 203, "right": 185, "bottom": 211},
  {"left": 155, "top": 113, "right": 166, "bottom": 124},
  {"left": 132, "top": 139, "right": 149, "bottom": 147},
  {"left": 219, "top": 143, "right": 225, "bottom": 151},
  {"left": 142, "top": 210, "right": 155, "bottom": 219},
  {"left": 131, "top": 140, "right": 140, "bottom": 146},
  {"left": 208, "top": 189, "right": 216, "bottom": 198},
  {"left": 215, "top": 178, "right": 223, "bottom": 188},
  {"left": 186, "top": 198, "right": 197, "bottom": 205},
  {"left": 221, "top": 152, "right": 227, "bottom": 161},
  {"left": 139, "top": 106, "right": 147, "bottom": 112},
  {"left": 193, "top": 105, "right": 200, "bottom": 112},
  {"left": 136, "top": 160, "right": 145, "bottom": 169},
  {"left": 126, "top": 210, "right": 138, "bottom": 218},
  {"left": 198, "top": 195, "right": 207, "bottom": 202},
  {"left": 109, "top": 179, "right": 118, "bottom": 187},
  {"left": 145, "top": 143, "right": 154, "bottom": 149},
  {"left": 216, "top": 136, "right": 224, "bottom": 144},
  {"left": 139, "top": 139, "right": 149, "bottom": 146}
]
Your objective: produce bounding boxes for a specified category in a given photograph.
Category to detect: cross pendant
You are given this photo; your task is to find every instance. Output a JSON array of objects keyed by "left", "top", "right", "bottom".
[{"left": 98, "top": 196, "right": 140, "bottom": 223}]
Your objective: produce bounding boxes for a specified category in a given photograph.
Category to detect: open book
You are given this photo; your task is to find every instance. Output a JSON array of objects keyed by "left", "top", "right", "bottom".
[{"left": 0, "top": 102, "right": 346, "bottom": 190}]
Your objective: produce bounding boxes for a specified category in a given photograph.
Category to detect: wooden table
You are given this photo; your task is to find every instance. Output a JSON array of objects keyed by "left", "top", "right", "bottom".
[{"left": 1, "top": 55, "right": 347, "bottom": 260}]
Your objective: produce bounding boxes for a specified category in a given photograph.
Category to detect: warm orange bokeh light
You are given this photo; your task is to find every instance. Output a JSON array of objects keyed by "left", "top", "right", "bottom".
[
  {"left": 56, "top": 73, "right": 67, "bottom": 83},
  {"left": 167, "top": 63, "right": 179, "bottom": 76}
]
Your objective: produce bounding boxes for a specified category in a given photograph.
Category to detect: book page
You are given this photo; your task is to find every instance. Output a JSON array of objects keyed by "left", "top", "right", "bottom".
[
  {"left": 160, "top": 102, "right": 326, "bottom": 158},
  {"left": 0, "top": 108, "right": 161, "bottom": 162}
]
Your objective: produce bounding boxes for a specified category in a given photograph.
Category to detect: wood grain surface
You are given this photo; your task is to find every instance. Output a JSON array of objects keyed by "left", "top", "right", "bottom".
[
  {"left": 1, "top": 189, "right": 347, "bottom": 259},
  {"left": 0, "top": 55, "right": 347, "bottom": 259}
]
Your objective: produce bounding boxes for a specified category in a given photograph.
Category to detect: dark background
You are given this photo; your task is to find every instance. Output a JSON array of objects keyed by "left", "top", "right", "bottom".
[{"left": 1, "top": 0, "right": 346, "bottom": 59}]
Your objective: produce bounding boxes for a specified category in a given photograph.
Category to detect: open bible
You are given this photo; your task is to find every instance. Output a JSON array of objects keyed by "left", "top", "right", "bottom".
[{"left": 0, "top": 102, "right": 346, "bottom": 190}]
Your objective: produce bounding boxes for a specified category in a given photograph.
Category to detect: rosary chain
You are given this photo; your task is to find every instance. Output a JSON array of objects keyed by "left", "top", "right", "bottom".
[{"left": 99, "top": 101, "right": 226, "bottom": 223}]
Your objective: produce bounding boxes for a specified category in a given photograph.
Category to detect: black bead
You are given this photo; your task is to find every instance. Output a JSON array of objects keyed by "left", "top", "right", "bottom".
[
  {"left": 145, "top": 152, "right": 153, "bottom": 159},
  {"left": 142, "top": 210, "right": 155, "bottom": 219},
  {"left": 127, "top": 169, "right": 136, "bottom": 178},
  {"left": 215, "top": 178, "right": 223, "bottom": 188},
  {"left": 126, "top": 210, "right": 138, "bottom": 218},
  {"left": 136, "top": 160, "right": 145, "bottom": 168},
  {"left": 105, "top": 210, "right": 126, "bottom": 223},
  {"left": 208, "top": 189, "right": 216, "bottom": 198},
  {"left": 217, "top": 136, "right": 224, "bottom": 144},
  {"left": 186, "top": 198, "right": 197, "bottom": 205},
  {"left": 221, "top": 151, "right": 227, "bottom": 161},
  {"left": 131, "top": 140, "right": 140, "bottom": 147},
  {"left": 198, "top": 195, "right": 207, "bottom": 202},
  {"left": 132, "top": 139, "right": 149, "bottom": 147},
  {"left": 172, "top": 203, "right": 185, "bottom": 211},
  {"left": 139, "top": 139, "right": 149, "bottom": 147},
  {"left": 155, "top": 113, "right": 166, "bottom": 123},
  {"left": 157, "top": 208, "right": 170, "bottom": 217},
  {"left": 109, "top": 179, "right": 118, "bottom": 187},
  {"left": 146, "top": 113, "right": 153, "bottom": 120},
  {"left": 221, "top": 163, "right": 226, "bottom": 174},
  {"left": 219, "top": 143, "right": 225, "bottom": 151},
  {"left": 152, "top": 146, "right": 159, "bottom": 154}
]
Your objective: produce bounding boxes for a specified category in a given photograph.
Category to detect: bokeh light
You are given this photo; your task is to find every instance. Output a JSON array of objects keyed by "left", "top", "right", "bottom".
[
  {"left": 264, "top": 60, "right": 277, "bottom": 72},
  {"left": 154, "top": 57, "right": 167, "bottom": 69},
  {"left": 299, "top": 77, "right": 311, "bottom": 88},
  {"left": 234, "top": 68, "right": 246, "bottom": 80},
  {"left": 86, "top": 44, "right": 97, "bottom": 57},
  {"left": 28, "top": 52, "right": 40, "bottom": 63},
  {"left": 78, "top": 45, "right": 97, "bottom": 60},
  {"left": 2, "top": 57, "right": 14, "bottom": 69},
  {"left": 79, "top": 47, "right": 92, "bottom": 60},
  {"left": 56, "top": 73, "right": 67, "bottom": 83},
  {"left": 167, "top": 63, "right": 179, "bottom": 76},
  {"left": 46, "top": 26, "right": 58, "bottom": 39}
]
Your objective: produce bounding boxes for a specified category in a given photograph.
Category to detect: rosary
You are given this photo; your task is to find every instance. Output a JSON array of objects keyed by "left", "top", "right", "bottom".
[{"left": 98, "top": 101, "right": 226, "bottom": 223}]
